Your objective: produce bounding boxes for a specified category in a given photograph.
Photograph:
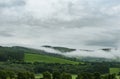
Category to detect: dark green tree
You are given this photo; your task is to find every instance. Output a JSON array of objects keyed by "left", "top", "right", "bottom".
[
  {"left": 76, "top": 73, "right": 92, "bottom": 79},
  {"left": 108, "top": 74, "right": 116, "bottom": 79},
  {"left": 61, "top": 72, "right": 72, "bottom": 79},
  {"left": 93, "top": 72, "right": 101, "bottom": 79},
  {"left": 30, "top": 73, "right": 35, "bottom": 79},
  {"left": 17, "top": 72, "right": 25, "bottom": 79},
  {"left": 0, "top": 70, "right": 8, "bottom": 79},
  {"left": 17, "top": 72, "right": 35, "bottom": 79},
  {"left": 52, "top": 71, "right": 61, "bottom": 79},
  {"left": 7, "top": 71, "right": 15, "bottom": 79},
  {"left": 43, "top": 71, "right": 51, "bottom": 79}
]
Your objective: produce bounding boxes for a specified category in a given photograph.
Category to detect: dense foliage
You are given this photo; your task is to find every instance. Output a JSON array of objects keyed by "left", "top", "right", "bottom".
[
  {"left": 0, "top": 46, "right": 24, "bottom": 61},
  {"left": 0, "top": 61, "right": 120, "bottom": 75}
]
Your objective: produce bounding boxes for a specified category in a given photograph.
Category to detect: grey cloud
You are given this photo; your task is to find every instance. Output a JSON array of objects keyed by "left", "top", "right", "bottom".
[
  {"left": 0, "top": 0, "right": 25, "bottom": 8},
  {"left": 86, "top": 40, "right": 118, "bottom": 47},
  {"left": 0, "top": 0, "right": 119, "bottom": 28},
  {"left": 85, "top": 29, "right": 120, "bottom": 48},
  {"left": 0, "top": 31, "right": 14, "bottom": 37},
  {"left": 0, "top": 0, "right": 120, "bottom": 49}
]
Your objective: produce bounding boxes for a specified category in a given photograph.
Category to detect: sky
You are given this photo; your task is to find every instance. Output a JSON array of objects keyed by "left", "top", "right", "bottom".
[{"left": 0, "top": 0, "right": 120, "bottom": 49}]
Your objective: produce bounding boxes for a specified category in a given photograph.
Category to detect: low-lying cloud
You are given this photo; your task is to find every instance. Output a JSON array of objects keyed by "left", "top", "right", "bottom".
[{"left": 40, "top": 46, "right": 120, "bottom": 60}]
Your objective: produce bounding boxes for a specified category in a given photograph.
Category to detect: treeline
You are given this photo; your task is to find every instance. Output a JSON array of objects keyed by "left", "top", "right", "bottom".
[
  {"left": 8, "top": 62, "right": 108, "bottom": 74},
  {"left": 40, "top": 71, "right": 116, "bottom": 79},
  {"left": 0, "top": 46, "right": 74, "bottom": 62},
  {"left": 1, "top": 60, "right": 120, "bottom": 75},
  {"left": 0, "top": 70, "right": 116, "bottom": 79},
  {"left": 0, "top": 46, "right": 24, "bottom": 61},
  {"left": 1, "top": 61, "right": 120, "bottom": 75},
  {"left": 25, "top": 62, "right": 120, "bottom": 74},
  {"left": 0, "top": 70, "right": 35, "bottom": 79}
]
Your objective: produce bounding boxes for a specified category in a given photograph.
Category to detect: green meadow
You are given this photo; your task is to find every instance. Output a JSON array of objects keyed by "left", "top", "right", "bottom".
[{"left": 25, "top": 53, "right": 79, "bottom": 64}]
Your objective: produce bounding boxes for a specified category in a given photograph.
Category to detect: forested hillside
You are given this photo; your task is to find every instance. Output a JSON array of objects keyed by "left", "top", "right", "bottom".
[
  {"left": 0, "top": 46, "right": 24, "bottom": 61},
  {"left": 0, "top": 46, "right": 78, "bottom": 62}
]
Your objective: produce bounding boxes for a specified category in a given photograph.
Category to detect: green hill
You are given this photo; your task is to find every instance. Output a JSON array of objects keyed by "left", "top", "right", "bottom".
[
  {"left": 25, "top": 53, "right": 79, "bottom": 64},
  {"left": 0, "top": 46, "right": 80, "bottom": 64}
]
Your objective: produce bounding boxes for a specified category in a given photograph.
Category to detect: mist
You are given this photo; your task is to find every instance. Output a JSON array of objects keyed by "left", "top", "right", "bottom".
[{"left": 39, "top": 46, "right": 120, "bottom": 59}]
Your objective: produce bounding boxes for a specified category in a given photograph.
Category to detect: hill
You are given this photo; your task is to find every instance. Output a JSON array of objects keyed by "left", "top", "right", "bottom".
[
  {"left": 0, "top": 46, "right": 79, "bottom": 64},
  {"left": 42, "top": 45, "right": 76, "bottom": 52},
  {"left": 41, "top": 46, "right": 120, "bottom": 62},
  {"left": 25, "top": 53, "right": 79, "bottom": 64},
  {"left": 0, "top": 45, "right": 119, "bottom": 62},
  {"left": 0, "top": 46, "right": 120, "bottom": 74}
]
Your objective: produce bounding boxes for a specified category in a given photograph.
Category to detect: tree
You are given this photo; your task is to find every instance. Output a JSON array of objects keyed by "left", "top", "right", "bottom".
[
  {"left": 93, "top": 72, "right": 101, "bottom": 79},
  {"left": 61, "top": 72, "right": 72, "bottom": 79},
  {"left": 7, "top": 71, "right": 15, "bottom": 79},
  {"left": 43, "top": 71, "right": 51, "bottom": 79},
  {"left": 29, "top": 72, "right": 35, "bottom": 79},
  {"left": 108, "top": 74, "right": 116, "bottom": 79},
  {"left": 118, "top": 72, "right": 120, "bottom": 79},
  {"left": 52, "top": 71, "right": 61, "bottom": 79},
  {"left": 76, "top": 73, "right": 82, "bottom": 79},
  {"left": 17, "top": 71, "right": 35, "bottom": 79},
  {"left": 0, "top": 70, "right": 8, "bottom": 79},
  {"left": 76, "top": 73, "right": 92, "bottom": 79},
  {"left": 17, "top": 72, "right": 25, "bottom": 79}
]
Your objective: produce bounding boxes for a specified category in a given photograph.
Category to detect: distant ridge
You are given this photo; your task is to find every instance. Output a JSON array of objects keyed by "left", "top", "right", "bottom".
[
  {"left": 42, "top": 45, "right": 76, "bottom": 52},
  {"left": 0, "top": 45, "right": 119, "bottom": 62}
]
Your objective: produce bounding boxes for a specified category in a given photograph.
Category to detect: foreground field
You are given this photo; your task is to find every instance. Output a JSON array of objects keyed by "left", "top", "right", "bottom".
[{"left": 25, "top": 53, "right": 79, "bottom": 64}]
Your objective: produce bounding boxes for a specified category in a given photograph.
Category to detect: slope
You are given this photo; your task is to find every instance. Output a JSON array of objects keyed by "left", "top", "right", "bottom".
[{"left": 25, "top": 53, "right": 79, "bottom": 64}]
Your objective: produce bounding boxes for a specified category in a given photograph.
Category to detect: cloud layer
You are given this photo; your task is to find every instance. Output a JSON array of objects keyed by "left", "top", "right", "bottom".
[
  {"left": 0, "top": 0, "right": 120, "bottom": 49},
  {"left": 40, "top": 46, "right": 120, "bottom": 60}
]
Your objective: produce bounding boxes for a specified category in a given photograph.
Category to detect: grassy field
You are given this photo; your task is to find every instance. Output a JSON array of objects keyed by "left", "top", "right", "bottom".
[
  {"left": 25, "top": 53, "right": 79, "bottom": 64},
  {"left": 35, "top": 74, "right": 43, "bottom": 79},
  {"left": 72, "top": 75, "right": 77, "bottom": 79},
  {"left": 110, "top": 68, "right": 120, "bottom": 74}
]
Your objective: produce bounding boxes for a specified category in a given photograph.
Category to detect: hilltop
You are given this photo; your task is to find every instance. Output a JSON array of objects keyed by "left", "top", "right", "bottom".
[
  {"left": 0, "top": 46, "right": 79, "bottom": 64},
  {"left": 0, "top": 45, "right": 120, "bottom": 62}
]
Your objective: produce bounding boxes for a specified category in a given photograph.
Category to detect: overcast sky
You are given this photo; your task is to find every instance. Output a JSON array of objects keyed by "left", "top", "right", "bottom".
[{"left": 0, "top": 0, "right": 120, "bottom": 49}]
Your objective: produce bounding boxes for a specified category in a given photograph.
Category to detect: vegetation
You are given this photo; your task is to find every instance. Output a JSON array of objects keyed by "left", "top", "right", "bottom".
[
  {"left": 25, "top": 53, "right": 79, "bottom": 64},
  {"left": 42, "top": 45, "right": 76, "bottom": 52},
  {"left": 43, "top": 71, "right": 51, "bottom": 79},
  {"left": 110, "top": 68, "right": 120, "bottom": 75},
  {"left": 0, "top": 46, "right": 120, "bottom": 79},
  {"left": 0, "top": 70, "right": 35, "bottom": 79},
  {"left": 0, "top": 70, "right": 118, "bottom": 79},
  {"left": 0, "top": 46, "right": 24, "bottom": 61},
  {"left": 17, "top": 72, "right": 35, "bottom": 79}
]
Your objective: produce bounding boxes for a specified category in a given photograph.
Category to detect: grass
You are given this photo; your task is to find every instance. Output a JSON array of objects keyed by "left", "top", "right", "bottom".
[
  {"left": 35, "top": 74, "right": 43, "bottom": 79},
  {"left": 110, "top": 68, "right": 120, "bottom": 74},
  {"left": 72, "top": 75, "right": 77, "bottom": 79},
  {"left": 25, "top": 53, "right": 79, "bottom": 64}
]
